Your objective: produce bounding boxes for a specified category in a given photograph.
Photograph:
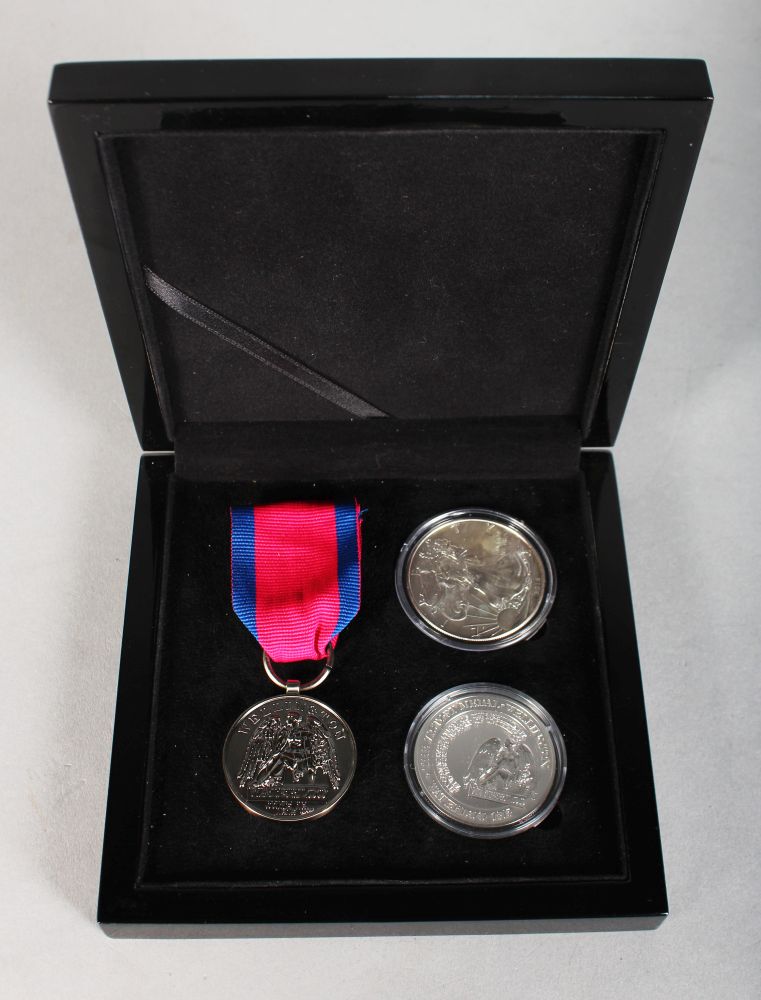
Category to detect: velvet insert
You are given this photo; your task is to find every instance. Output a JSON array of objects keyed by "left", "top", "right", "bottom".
[
  {"left": 174, "top": 416, "right": 582, "bottom": 481},
  {"left": 100, "top": 126, "right": 657, "bottom": 438},
  {"left": 138, "top": 473, "right": 625, "bottom": 887}
]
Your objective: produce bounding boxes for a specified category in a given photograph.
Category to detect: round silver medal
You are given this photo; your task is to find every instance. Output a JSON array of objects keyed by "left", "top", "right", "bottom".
[
  {"left": 404, "top": 684, "right": 566, "bottom": 838},
  {"left": 396, "top": 509, "right": 555, "bottom": 650},
  {"left": 223, "top": 694, "right": 357, "bottom": 821}
]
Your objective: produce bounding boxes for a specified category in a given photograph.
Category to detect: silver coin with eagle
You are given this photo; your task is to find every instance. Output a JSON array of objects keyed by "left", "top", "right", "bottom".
[
  {"left": 404, "top": 684, "right": 566, "bottom": 837},
  {"left": 395, "top": 509, "right": 556, "bottom": 650},
  {"left": 223, "top": 694, "right": 357, "bottom": 820}
]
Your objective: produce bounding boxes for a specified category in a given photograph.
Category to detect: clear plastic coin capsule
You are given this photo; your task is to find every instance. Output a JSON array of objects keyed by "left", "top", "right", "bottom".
[
  {"left": 395, "top": 508, "right": 556, "bottom": 650},
  {"left": 404, "top": 684, "right": 567, "bottom": 838}
]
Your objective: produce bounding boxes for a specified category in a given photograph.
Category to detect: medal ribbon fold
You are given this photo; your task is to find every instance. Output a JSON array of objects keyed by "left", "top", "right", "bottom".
[{"left": 231, "top": 501, "right": 362, "bottom": 662}]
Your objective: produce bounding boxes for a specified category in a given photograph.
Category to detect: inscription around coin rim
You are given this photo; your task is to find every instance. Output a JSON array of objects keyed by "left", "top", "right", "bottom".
[{"left": 404, "top": 684, "right": 566, "bottom": 838}]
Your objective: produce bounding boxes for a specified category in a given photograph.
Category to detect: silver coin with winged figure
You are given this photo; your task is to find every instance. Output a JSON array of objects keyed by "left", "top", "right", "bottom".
[{"left": 223, "top": 694, "right": 356, "bottom": 820}]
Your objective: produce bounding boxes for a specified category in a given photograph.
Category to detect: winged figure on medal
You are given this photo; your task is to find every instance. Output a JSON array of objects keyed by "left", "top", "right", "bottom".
[{"left": 236, "top": 710, "right": 341, "bottom": 792}]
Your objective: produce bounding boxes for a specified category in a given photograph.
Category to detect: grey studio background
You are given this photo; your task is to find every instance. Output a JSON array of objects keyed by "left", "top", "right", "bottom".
[{"left": 0, "top": 2, "right": 758, "bottom": 998}]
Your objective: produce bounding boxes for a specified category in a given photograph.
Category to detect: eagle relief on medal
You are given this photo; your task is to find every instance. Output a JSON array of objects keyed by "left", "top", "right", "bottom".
[
  {"left": 223, "top": 695, "right": 357, "bottom": 821},
  {"left": 463, "top": 725, "right": 536, "bottom": 807}
]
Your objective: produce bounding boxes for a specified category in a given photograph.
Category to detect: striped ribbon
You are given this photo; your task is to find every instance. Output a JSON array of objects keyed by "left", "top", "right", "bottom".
[{"left": 231, "top": 501, "right": 361, "bottom": 661}]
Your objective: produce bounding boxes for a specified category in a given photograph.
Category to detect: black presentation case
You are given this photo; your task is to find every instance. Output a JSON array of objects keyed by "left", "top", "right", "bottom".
[{"left": 48, "top": 58, "right": 712, "bottom": 932}]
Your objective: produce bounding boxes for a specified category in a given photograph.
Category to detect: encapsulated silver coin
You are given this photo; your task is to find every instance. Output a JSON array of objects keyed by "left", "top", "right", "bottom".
[
  {"left": 223, "top": 694, "right": 357, "bottom": 821},
  {"left": 404, "top": 684, "right": 566, "bottom": 838},
  {"left": 395, "top": 509, "right": 555, "bottom": 650}
]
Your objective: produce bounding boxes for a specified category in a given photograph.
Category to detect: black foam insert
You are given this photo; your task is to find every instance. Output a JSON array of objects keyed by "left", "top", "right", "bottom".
[
  {"left": 100, "top": 127, "right": 656, "bottom": 437},
  {"left": 138, "top": 474, "right": 625, "bottom": 887}
]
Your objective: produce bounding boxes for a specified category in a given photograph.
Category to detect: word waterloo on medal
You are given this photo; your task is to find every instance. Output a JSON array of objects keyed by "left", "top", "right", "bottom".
[{"left": 223, "top": 501, "right": 361, "bottom": 821}]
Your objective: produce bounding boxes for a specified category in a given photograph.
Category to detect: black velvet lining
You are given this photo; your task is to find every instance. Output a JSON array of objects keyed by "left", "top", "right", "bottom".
[
  {"left": 138, "top": 473, "right": 625, "bottom": 887},
  {"left": 99, "top": 127, "right": 655, "bottom": 438},
  {"left": 174, "top": 417, "right": 581, "bottom": 481}
]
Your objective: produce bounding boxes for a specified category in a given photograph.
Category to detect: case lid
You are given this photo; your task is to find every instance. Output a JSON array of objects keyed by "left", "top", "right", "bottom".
[{"left": 49, "top": 59, "right": 711, "bottom": 463}]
